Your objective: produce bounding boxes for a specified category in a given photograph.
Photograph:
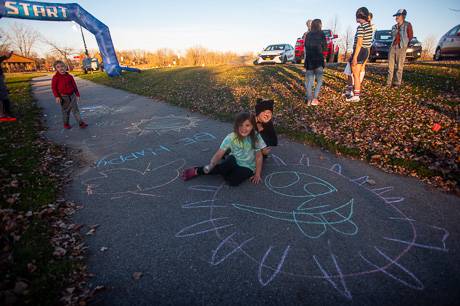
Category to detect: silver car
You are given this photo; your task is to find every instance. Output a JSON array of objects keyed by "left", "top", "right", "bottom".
[
  {"left": 254, "top": 44, "right": 295, "bottom": 65},
  {"left": 434, "top": 24, "right": 460, "bottom": 60}
]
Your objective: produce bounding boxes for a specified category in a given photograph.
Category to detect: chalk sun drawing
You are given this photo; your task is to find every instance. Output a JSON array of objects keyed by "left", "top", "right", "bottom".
[
  {"left": 126, "top": 115, "right": 200, "bottom": 136},
  {"left": 83, "top": 159, "right": 185, "bottom": 199},
  {"left": 176, "top": 154, "right": 449, "bottom": 300}
]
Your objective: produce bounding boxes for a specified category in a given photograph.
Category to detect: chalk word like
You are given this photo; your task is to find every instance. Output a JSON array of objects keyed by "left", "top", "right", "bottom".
[{"left": 96, "top": 132, "right": 216, "bottom": 167}]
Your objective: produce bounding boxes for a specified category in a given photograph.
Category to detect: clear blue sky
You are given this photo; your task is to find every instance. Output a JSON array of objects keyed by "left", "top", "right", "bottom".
[{"left": 1, "top": 0, "right": 459, "bottom": 56}]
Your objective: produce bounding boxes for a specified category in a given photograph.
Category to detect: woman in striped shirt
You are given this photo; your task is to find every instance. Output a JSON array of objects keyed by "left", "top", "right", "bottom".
[{"left": 345, "top": 7, "right": 373, "bottom": 102}]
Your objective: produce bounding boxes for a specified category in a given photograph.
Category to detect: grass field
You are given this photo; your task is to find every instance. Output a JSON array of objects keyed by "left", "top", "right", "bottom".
[
  {"left": 80, "top": 62, "right": 459, "bottom": 192},
  {"left": 0, "top": 73, "right": 84, "bottom": 305}
]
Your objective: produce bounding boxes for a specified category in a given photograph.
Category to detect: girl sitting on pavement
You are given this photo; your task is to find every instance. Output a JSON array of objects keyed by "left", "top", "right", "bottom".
[{"left": 181, "top": 112, "right": 266, "bottom": 186}]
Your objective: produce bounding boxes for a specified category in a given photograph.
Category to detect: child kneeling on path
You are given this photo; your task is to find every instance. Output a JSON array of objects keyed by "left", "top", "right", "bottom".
[
  {"left": 255, "top": 98, "right": 277, "bottom": 157},
  {"left": 51, "top": 60, "right": 87, "bottom": 129},
  {"left": 181, "top": 112, "right": 266, "bottom": 186},
  {"left": 345, "top": 7, "right": 373, "bottom": 103}
]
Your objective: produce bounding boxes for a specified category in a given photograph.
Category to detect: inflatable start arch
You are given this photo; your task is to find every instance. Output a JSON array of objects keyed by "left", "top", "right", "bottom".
[{"left": 0, "top": 0, "right": 139, "bottom": 77}]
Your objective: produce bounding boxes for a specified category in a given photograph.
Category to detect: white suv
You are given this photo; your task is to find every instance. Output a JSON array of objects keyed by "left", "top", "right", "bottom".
[{"left": 254, "top": 44, "right": 295, "bottom": 65}]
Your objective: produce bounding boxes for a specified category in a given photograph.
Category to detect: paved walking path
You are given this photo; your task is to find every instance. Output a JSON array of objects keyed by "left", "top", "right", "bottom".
[{"left": 33, "top": 76, "right": 459, "bottom": 306}]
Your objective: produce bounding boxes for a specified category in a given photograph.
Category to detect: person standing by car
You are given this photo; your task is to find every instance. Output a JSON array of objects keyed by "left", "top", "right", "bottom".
[
  {"left": 387, "top": 9, "right": 413, "bottom": 87},
  {"left": 304, "top": 19, "right": 327, "bottom": 106}
]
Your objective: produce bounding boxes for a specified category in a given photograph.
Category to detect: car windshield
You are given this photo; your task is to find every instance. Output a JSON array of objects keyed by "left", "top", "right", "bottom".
[
  {"left": 322, "top": 30, "right": 332, "bottom": 38},
  {"left": 375, "top": 31, "right": 392, "bottom": 41},
  {"left": 264, "top": 45, "right": 286, "bottom": 51},
  {"left": 410, "top": 37, "right": 420, "bottom": 43}
]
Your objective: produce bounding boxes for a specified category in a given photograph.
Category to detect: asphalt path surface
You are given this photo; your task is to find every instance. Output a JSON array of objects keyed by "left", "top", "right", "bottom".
[{"left": 33, "top": 75, "right": 459, "bottom": 306}]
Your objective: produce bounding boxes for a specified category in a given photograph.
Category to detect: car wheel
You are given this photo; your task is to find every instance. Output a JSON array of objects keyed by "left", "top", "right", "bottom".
[
  {"left": 281, "top": 56, "right": 287, "bottom": 64},
  {"left": 434, "top": 48, "right": 442, "bottom": 61},
  {"left": 334, "top": 52, "right": 339, "bottom": 63}
]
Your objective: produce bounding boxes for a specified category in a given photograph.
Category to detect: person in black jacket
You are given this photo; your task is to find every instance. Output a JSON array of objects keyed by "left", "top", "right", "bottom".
[
  {"left": 254, "top": 98, "right": 277, "bottom": 157},
  {"left": 0, "top": 51, "right": 15, "bottom": 122},
  {"left": 304, "top": 19, "right": 327, "bottom": 106}
]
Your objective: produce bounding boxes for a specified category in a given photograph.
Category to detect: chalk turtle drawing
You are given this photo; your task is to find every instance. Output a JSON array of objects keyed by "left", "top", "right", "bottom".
[
  {"left": 176, "top": 154, "right": 449, "bottom": 299},
  {"left": 126, "top": 115, "right": 200, "bottom": 136},
  {"left": 83, "top": 159, "right": 185, "bottom": 199}
]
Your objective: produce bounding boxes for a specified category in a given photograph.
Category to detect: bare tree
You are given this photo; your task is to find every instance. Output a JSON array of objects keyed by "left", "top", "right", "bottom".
[
  {"left": 422, "top": 35, "right": 437, "bottom": 59},
  {"left": 9, "top": 23, "right": 40, "bottom": 58},
  {"left": 42, "top": 38, "right": 76, "bottom": 69},
  {"left": 339, "top": 26, "right": 354, "bottom": 61},
  {"left": 0, "top": 28, "right": 11, "bottom": 53},
  {"left": 328, "top": 15, "right": 340, "bottom": 34}
]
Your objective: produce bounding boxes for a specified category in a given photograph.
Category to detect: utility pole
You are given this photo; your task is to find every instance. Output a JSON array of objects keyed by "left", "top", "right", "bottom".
[{"left": 80, "top": 25, "right": 89, "bottom": 57}]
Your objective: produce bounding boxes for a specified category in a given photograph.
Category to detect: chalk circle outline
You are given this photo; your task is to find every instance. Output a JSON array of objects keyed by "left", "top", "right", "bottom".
[{"left": 206, "top": 162, "right": 416, "bottom": 279}]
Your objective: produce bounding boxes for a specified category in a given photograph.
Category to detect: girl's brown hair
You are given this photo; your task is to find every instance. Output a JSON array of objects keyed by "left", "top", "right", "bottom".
[
  {"left": 233, "top": 112, "right": 256, "bottom": 149},
  {"left": 310, "top": 19, "right": 322, "bottom": 33}
]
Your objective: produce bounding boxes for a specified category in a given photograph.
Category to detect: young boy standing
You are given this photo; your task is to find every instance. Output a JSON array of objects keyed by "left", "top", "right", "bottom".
[
  {"left": 51, "top": 61, "right": 87, "bottom": 129},
  {"left": 345, "top": 7, "right": 373, "bottom": 103}
]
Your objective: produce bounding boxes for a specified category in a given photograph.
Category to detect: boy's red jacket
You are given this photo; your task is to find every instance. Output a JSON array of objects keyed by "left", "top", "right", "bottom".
[{"left": 51, "top": 72, "right": 80, "bottom": 97}]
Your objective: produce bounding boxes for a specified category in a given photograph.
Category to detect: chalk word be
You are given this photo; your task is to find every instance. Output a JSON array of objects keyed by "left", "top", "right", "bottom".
[{"left": 96, "top": 132, "right": 216, "bottom": 167}]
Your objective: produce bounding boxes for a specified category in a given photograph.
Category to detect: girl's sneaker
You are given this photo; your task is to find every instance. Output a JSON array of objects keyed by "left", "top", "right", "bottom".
[
  {"left": 311, "top": 99, "right": 320, "bottom": 106},
  {"left": 346, "top": 95, "right": 360, "bottom": 102},
  {"left": 64, "top": 123, "right": 72, "bottom": 129},
  {"left": 79, "top": 122, "right": 88, "bottom": 128},
  {"left": 181, "top": 167, "right": 199, "bottom": 181}
]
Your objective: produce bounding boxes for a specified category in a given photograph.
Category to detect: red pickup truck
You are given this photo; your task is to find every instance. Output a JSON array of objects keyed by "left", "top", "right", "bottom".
[{"left": 294, "top": 30, "right": 339, "bottom": 64}]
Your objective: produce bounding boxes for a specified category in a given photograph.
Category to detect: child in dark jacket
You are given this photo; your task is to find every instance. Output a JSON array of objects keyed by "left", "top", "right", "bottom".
[
  {"left": 254, "top": 98, "right": 277, "bottom": 157},
  {"left": 51, "top": 60, "right": 87, "bottom": 129},
  {"left": 304, "top": 19, "right": 327, "bottom": 106}
]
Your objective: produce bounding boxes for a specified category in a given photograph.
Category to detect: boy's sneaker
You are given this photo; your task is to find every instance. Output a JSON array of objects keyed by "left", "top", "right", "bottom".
[
  {"left": 79, "top": 122, "right": 88, "bottom": 128},
  {"left": 64, "top": 123, "right": 72, "bottom": 129},
  {"left": 346, "top": 95, "right": 360, "bottom": 102}
]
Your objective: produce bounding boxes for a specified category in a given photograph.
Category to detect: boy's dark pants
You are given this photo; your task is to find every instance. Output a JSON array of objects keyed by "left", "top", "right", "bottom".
[
  {"left": 61, "top": 94, "right": 82, "bottom": 125},
  {"left": 209, "top": 155, "right": 253, "bottom": 186},
  {"left": 0, "top": 74, "right": 12, "bottom": 116}
]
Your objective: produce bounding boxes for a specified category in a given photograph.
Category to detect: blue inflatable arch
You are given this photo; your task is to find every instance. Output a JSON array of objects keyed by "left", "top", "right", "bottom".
[{"left": 0, "top": 0, "right": 139, "bottom": 77}]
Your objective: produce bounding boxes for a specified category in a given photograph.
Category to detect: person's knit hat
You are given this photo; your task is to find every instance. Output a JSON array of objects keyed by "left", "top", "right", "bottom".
[
  {"left": 255, "top": 99, "right": 274, "bottom": 115},
  {"left": 393, "top": 9, "right": 407, "bottom": 17}
]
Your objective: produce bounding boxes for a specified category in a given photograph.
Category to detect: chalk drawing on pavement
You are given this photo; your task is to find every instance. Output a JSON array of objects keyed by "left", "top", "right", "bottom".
[
  {"left": 175, "top": 154, "right": 450, "bottom": 298},
  {"left": 94, "top": 132, "right": 217, "bottom": 168},
  {"left": 80, "top": 105, "right": 120, "bottom": 117},
  {"left": 126, "top": 115, "right": 200, "bottom": 136},
  {"left": 82, "top": 133, "right": 137, "bottom": 149},
  {"left": 83, "top": 159, "right": 185, "bottom": 199}
]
